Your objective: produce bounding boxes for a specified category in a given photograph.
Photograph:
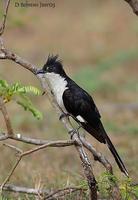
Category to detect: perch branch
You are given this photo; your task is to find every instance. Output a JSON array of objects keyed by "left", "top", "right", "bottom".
[
  {"left": 124, "top": 0, "right": 138, "bottom": 15},
  {"left": 3, "top": 143, "right": 23, "bottom": 153},
  {"left": 0, "top": 46, "right": 37, "bottom": 74},
  {"left": 0, "top": 98, "right": 13, "bottom": 136},
  {"left": 80, "top": 136, "right": 113, "bottom": 174}
]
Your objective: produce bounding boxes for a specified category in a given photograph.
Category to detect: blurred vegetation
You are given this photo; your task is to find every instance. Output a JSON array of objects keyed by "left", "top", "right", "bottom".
[
  {"left": 73, "top": 48, "right": 138, "bottom": 92},
  {"left": 0, "top": 0, "right": 138, "bottom": 199},
  {"left": 0, "top": 79, "right": 42, "bottom": 119}
]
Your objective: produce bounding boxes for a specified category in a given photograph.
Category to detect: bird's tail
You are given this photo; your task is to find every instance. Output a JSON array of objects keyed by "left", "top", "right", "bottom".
[
  {"left": 81, "top": 121, "right": 129, "bottom": 176},
  {"left": 100, "top": 123, "right": 129, "bottom": 177}
]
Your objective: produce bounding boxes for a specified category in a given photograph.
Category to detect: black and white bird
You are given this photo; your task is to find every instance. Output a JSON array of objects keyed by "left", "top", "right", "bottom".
[{"left": 37, "top": 55, "right": 128, "bottom": 177}]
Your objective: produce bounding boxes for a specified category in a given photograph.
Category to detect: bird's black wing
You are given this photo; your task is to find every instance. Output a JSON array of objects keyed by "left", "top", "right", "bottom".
[{"left": 63, "top": 82, "right": 106, "bottom": 143}]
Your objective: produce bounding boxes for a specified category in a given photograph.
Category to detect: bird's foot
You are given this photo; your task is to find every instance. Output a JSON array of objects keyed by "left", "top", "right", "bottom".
[
  {"left": 69, "top": 125, "right": 82, "bottom": 139},
  {"left": 76, "top": 124, "right": 82, "bottom": 131},
  {"left": 68, "top": 129, "right": 76, "bottom": 139},
  {"left": 59, "top": 113, "right": 69, "bottom": 121}
]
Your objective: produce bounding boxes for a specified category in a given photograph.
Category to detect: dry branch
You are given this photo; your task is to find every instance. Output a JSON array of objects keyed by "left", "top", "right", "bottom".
[
  {"left": 0, "top": 139, "right": 76, "bottom": 191},
  {"left": 1, "top": 184, "right": 85, "bottom": 199},
  {"left": 124, "top": 0, "right": 138, "bottom": 15},
  {"left": 0, "top": 132, "right": 75, "bottom": 146},
  {"left": 45, "top": 187, "right": 86, "bottom": 200},
  {"left": 0, "top": 98, "right": 13, "bottom": 136},
  {"left": 80, "top": 136, "right": 113, "bottom": 174},
  {"left": 0, "top": 0, "right": 11, "bottom": 36}
]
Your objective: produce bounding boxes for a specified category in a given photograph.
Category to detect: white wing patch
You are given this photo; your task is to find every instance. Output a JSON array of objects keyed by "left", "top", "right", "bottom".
[{"left": 76, "top": 115, "right": 85, "bottom": 122}]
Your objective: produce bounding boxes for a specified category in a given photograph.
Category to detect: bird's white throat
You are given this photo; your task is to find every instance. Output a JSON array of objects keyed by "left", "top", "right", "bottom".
[{"left": 45, "top": 72, "right": 68, "bottom": 112}]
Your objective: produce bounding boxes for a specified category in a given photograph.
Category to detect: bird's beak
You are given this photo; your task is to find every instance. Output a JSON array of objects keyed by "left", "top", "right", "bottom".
[{"left": 36, "top": 69, "right": 45, "bottom": 74}]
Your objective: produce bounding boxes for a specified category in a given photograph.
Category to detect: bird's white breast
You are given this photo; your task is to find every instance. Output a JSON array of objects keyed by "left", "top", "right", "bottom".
[{"left": 45, "top": 72, "right": 68, "bottom": 112}]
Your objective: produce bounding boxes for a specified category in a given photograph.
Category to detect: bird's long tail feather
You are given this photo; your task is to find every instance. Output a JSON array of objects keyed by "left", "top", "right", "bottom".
[
  {"left": 81, "top": 121, "right": 129, "bottom": 176},
  {"left": 104, "top": 132, "right": 129, "bottom": 177}
]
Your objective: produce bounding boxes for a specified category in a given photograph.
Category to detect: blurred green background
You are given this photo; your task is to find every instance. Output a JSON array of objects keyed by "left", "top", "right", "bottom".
[{"left": 0, "top": 0, "right": 138, "bottom": 196}]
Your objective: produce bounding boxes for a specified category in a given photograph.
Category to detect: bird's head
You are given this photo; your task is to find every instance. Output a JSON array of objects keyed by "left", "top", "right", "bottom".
[{"left": 37, "top": 55, "right": 66, "bottom": 76}]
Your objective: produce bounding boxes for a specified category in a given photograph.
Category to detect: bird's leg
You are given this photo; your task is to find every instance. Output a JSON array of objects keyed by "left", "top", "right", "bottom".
[
  {"left": 68, "top": 129, "right": 76, "bottom": 139},
  {"left": 76, "top": 124, "right": 82, "bottom": 131},
  {"left": 59, "top": 113, "right": 70, "bottom": 121},
  {"left": 69, "top": 124, "right": 83, "bottom": 139},
  {"left": 76, "top": 124, "right": 83, "bottom": 140}
]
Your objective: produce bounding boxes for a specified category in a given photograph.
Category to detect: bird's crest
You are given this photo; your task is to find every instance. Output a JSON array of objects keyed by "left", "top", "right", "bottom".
[{"left": 43, "top": 55, "right": 62, "bottom": 71}]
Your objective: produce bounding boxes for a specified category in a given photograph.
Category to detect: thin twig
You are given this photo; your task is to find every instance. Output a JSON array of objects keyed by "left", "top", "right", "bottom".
[
  {"left": 45, "top": 187, "right": 86, "bottom": 200},
  {"left": 0, "top": 157, "right": 21, "bottom": 191},
  {"left": 0, "top": 98, "right": 13, "bottom": 136},
  {"left": 3, "top": 143, "right": 23, "bottom": 153},
  {"left": 0, "top": 140, "right": 76, "bottom": 191},
  {"left": 21, "top": 140, "right": 77, "bottom": 157},
  {"left": 0, "top": 0, "right": 11, "bottom": 36}
]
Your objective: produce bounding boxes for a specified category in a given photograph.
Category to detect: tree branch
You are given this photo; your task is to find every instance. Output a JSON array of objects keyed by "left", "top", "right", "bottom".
[
  {"left": 0, "top": 139, "right": 76, "bottom": 191},
  {"left": 0, "top": 0, "right": 11, "bottom": 36},
  {"left": 1, "top": 184, "right": 85, "bottom": 199},
  {"left": 0, "top": 132, "right": 75, "bottom": 146},
  {"left": 0, "top": 157, "right": 21, "bottom": 191},
  {"left": 124, "top": 0, "right": 138, "bottom": 15},
  {"left": 0, "top": 98, "right": 13, "bottom": 136},
  {"left": 0, "top": 46, "right": 37, "bottom": 74},
  {"left": 80, "top": 136, "right": 113, "bottom": 174}
]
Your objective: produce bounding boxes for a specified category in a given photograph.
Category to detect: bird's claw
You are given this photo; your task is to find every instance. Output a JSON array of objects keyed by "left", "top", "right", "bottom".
[
  {"left": 59, "top": 113, "right": 69, "bottom": 121},
  {"left": 69, "top": 129, "right": 76, "bottom": 139},
  {"left": 76, "top": 124, "right": 82, "bottom": 131},
  {"left": 69, "top": 127, "right": 81, "bottom": 139}
]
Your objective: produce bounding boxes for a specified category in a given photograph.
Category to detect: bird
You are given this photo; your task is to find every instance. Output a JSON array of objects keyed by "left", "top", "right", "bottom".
[{"left": 37, "top": 55, "right": 128, "bottom": 177}]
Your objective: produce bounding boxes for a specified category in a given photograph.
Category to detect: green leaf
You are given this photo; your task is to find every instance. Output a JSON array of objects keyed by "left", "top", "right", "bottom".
[
  {"left": 0, "top": 79, "right": 9, "bottom": 88},
  {"left": 18, "top": 86, "right": 41, "bottom": 95},
  {"left": 0, "top": 79, "right": 42, "bottom": 119},
  {"left": 17, "top": 94, "right": 43, "bottom": 120}
]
